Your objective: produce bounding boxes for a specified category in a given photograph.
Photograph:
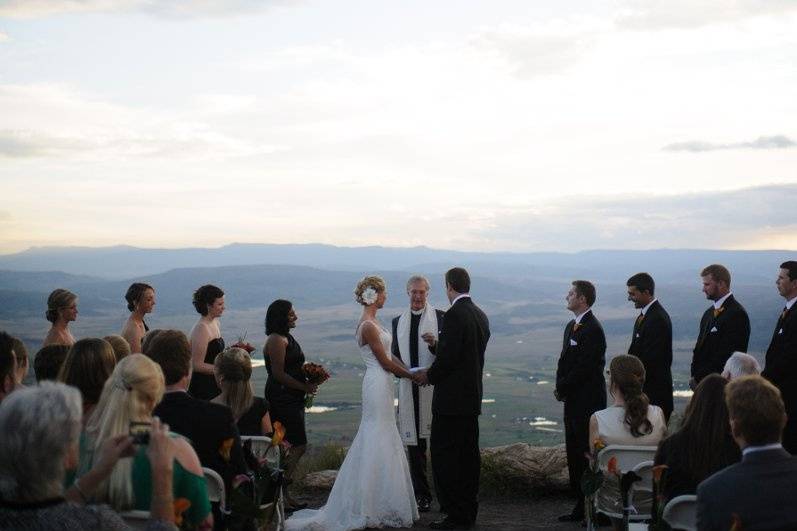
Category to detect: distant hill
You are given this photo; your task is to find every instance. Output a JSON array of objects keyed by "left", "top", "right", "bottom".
[{"left": 0, "top": 243, "right": 792, "bottom": 281}]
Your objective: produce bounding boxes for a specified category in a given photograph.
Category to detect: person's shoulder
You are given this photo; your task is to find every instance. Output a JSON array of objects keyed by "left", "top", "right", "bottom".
[{"left": 699, "top": 461, "right": 742, "bottom": 493}]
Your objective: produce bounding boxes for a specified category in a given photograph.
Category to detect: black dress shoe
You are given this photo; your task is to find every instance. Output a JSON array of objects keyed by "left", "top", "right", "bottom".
[
  {"left": 429, "top": 517, "right": 472, "bottom": 530},
  {"left": 417, "top": 497, "right": 432, "bottom": 513}
]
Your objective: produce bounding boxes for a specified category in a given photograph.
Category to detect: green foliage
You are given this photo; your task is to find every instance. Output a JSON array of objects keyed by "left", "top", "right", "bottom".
[
  {"left": 478, "top": 453, "right": 534, "bottom": 498},
  {"left": 295, "top": 443, "right": 348, "bottom": 484}
]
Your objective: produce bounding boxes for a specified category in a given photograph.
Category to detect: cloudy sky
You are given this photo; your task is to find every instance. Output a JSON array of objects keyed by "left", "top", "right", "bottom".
[{"left": 1, "top": 0, "right": 796, "bottom": 254}]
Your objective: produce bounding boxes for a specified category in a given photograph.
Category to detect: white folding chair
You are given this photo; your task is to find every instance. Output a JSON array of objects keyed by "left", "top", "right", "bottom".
[
  {"left": 119, "top": 510, "right": 150, "bottom": 530},
  {"left": 240, "top": 435, "right": 280, "bottom": 468},
  {"left": 594, "top": 445, "right": 658, "bottom": 522},
  {"left": 203, "top": 467, "right": 227, "bottom": 514},
  {"left": 662, "top": 494, "right": 697, "bottom": 531}
]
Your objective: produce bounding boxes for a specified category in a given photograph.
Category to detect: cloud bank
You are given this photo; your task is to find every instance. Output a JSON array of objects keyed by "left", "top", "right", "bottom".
[
  {"left": 663, "top": 135, "right": 797, "bottom": 153},
  {"left": 0, "top": 0, "right": 287, "bottom": 18}
]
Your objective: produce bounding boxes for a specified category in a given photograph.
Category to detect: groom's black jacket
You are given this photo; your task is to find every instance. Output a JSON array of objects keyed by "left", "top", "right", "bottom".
[{"left": 427, "top": 296, "right": 490, "bottom": 416}]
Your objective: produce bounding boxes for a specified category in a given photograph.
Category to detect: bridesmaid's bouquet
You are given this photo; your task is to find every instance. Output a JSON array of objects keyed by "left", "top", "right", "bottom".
[
  {"left": 302, "top": 362, "right": 331, "bottom": 409},
  {"left": 233, "top": 331, "right": 255, "bottom": 354}
]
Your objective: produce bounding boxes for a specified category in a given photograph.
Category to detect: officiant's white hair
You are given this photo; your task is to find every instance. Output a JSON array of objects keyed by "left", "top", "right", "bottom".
[{"left": 406, "top": 275, "right": 430, "bottom": 291}]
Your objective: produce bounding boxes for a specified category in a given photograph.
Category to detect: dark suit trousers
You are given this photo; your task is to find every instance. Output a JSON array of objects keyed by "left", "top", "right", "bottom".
[
  {"left": 431, "top": 414, "right": 480, "bottom": 524},
  {"left": 564, "top": 415, "right": 590, "bottom": 514}
]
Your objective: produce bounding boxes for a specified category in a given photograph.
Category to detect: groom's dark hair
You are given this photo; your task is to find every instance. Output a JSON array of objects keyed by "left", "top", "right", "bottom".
[{"left": 445, "top": 267, "right": 470, "bottom": 294}]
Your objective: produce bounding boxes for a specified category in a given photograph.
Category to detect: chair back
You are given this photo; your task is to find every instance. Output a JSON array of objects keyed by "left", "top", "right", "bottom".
[
  {"left": 240, "top": 435, "right": 280, "bottom": 468},
  {"left": 119, "top": 510, "right": 150, "bottom": 530},
  {"left": 595, "top": 445, "right": 658, "bottom": 521},
  {"left": 203, "top": 467, "right": 227, "bottom": 513},
  {"left": 662, "top": 494, "right": 697, "bottom": 531}
]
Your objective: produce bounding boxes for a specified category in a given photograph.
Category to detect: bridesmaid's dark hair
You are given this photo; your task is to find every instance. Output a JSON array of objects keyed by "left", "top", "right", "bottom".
[
  {"left": 265, "top": 299, "right": 293, "bottom": 336},
  {"left": 192, "top": 284, "right": 224, "bottom": 316},
  {"left": 125, "top": 282, "right": 154, "bottom": 312}
]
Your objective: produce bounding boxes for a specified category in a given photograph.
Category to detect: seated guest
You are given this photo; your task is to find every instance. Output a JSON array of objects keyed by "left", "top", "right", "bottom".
[
  {"left": 140, "top": 329, "right": 164, "bottom": 356},
  {"left": 58, "top": 338, "right": 116, "bottom": 422},
  {"left": 0, "top": 382, "right": 176, "bottom": 530},
  {"left": 212, "top": 347, "right": 273, "bottom": 436},
  {"left": 84, "top": 354, "right": 212, "bottom": 529},
  {"left": 104, "top": 335, "right": 132, "bottom": 362},
  {"left": 33, "top": 344, "right": 70, "bottom": 382},
  {"left": 589, "top": 355, "right": 667, "bottom": 522},
  {"left": 43, "top": 289, "right": 78, "bottom": 347},
  {"left": 146, "top": 330, "right": 247, "bottom": 489},
  {"left": 697, "top": 375, "right": 797, "bottom": 530},
  {"left": 0, "top": 331, "right": 18, "bottom": 404},
  {"left": 654, "top": 375, "right": 740, "bottom": 511},
  {"left": 721, "top": 351, "right": 761, "bottom": 380},
  {"left": 10, "top": 337, "right": 29, "bottom": 385}
]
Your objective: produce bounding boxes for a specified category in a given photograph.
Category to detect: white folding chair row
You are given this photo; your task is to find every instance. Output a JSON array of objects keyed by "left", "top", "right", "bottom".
[
  {"left": 119, "top": 509, "right": 151, "bottom": 530},
  {"left": 203, "top": 466, "right": 227, "bottom": 514},
  {"left": 662, "top": 494, "right": 697, "bottom": 531},
  {"left": 241, "top": 435, "right": 281, "bottom": 468}
]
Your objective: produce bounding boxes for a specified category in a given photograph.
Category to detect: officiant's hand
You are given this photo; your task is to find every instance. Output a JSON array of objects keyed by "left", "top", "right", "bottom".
[
  {"left": 413, "top": 369, "right": 429, "bottom": 386},
  {"left": 421, "top": 333, "right": 436, "bottom": 348}
]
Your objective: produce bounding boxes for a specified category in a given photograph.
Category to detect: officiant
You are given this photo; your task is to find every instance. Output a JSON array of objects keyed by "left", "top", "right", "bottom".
[{"left": 391, "top": 274, "right": 445, "bottom": 513}]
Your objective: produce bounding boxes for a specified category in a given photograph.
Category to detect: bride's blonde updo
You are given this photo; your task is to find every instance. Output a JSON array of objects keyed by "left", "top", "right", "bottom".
[{"left": 354, "top": 276, "right": 386, "bottom": 306}]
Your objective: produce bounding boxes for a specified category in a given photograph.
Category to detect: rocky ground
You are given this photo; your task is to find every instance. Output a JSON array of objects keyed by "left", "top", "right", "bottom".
[{"left": 291, "top": 489, "right": 584, "bottom": 530}]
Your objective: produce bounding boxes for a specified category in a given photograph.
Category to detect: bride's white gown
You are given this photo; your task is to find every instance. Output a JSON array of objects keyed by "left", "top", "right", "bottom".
[{"left": 285, "top": 321, "right": 419, "bottom": 531}]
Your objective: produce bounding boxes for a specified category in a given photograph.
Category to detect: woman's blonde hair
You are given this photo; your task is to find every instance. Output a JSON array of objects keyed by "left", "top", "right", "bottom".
[
  {"left": 354, "top": 275, "right": 386, "bottom": 306},
  {"left": 103, "top": 335, "right": 131, "bottom": 362},
  {"left": 609, "top": 354, "right": 652, "bottom": 437},
  {"left": 57, "top": 338, "right": 116, "bottom": 408},
  {"left": 85, "top": 354, "right": 165, "bottom": 511},
  {"left": 215, "top": 347, "right": 254, "bottom": 421}
]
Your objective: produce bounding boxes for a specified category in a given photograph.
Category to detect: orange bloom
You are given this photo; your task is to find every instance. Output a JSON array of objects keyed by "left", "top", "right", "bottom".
[
  {"left": 173, "top": 497, "right": 191, "bottom": 527},
  {"left": 271, "top": 421, "right": 286, "bottom": 447},
  {"left": 607, "top": 456, "right": 619, "bottom": 475},
  {"left": 219, "top": 438, "right": 234, "bottom": 462},
  {"left": 593, "top": 438, "right": 606, "bottom": 451},
  {"left": 652, "top": 464, "right": 668, "bottom": 483}
]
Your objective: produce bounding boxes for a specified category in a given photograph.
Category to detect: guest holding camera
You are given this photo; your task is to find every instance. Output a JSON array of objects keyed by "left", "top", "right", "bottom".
[
  {"left": 188, "top": 285, "right": 226, "bottom": 400},
  {"left": 43, "top": 289, "right": 78, "bottom": 347},
  {"left": 0, "top": 382, "right": 176, "bottom": 530},
  {"left": 83, "top": 354, "right": 213, "bottom": 529}
]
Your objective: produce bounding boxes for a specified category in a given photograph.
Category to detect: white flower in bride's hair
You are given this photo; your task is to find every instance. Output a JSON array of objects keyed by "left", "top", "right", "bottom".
[{"left": 362, "top": 287, "right": 378, "bottom": 305}]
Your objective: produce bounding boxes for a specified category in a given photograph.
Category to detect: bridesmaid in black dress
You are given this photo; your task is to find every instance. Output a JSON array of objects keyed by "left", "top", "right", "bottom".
[
  {"left": 188, "top": 284, "right": 226, "bottom": 400},
  {"left": 264, "top": 299, "right": 317, "bottom": 509}
]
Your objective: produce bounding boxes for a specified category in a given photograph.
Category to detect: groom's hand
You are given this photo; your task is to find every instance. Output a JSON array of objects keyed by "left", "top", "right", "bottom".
[{"left": 413, "top": 369, "right": 430, "bottom": 386}]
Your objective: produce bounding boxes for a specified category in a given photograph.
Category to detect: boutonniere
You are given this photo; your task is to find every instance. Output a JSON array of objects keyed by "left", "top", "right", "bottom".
[
  {"left": 573, "top": 323, "right": 583, "bottom": 332},
  {"left": 713, "top": 307, "right": 725, "bottom": 318},
  {"left": 173, "top": 498, "right": 191, "bottom": 528}
]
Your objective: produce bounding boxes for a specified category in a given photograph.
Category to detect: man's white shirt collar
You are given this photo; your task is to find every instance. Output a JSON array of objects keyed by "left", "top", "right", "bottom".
[
  {"left": 714, "top": 292, "right": 733, "bottom": 310},
  {"left": 641, "top": 299, "right": 657, "bottom": 316},
  {"left": 742, "top": 443, "right": 782, "bottom": 456},
  {"left": 575, "top": 308, "right": 592, "bottom": 324},
  {"left": 785, "top": 296, "right": 797, "bottom": 310},
  {"left": 451, "top": 293, "right": 470, "bottom": 306}
]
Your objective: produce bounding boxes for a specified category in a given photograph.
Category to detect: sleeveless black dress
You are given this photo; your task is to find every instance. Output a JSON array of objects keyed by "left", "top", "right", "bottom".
[
  {"left": 188, "top": 337, "right": 224, "bottom": 400},
  {"left": 265, "top": 334, "right": 308, "bottom": 446}
]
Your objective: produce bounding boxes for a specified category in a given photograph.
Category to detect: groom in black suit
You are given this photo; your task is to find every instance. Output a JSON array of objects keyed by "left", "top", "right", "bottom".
[
  {"left": 416, "top": 267, "right": 490, "bottom": 530},
  {"left": 691, "top": 264, "right": 750, "bottom": 388},
  {"left": 555, "top": 280, "right": 607, "bottom": 523},
  {"left": 626, "top": 272, "right": 674, "bottom": 422},
  {"left": 762, "top": 260, "right": 797, "bottom": 454}
]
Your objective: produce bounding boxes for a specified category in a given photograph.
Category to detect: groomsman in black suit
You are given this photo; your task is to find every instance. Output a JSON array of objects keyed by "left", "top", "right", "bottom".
[
  {"left": 697, "top": 375, "right": 797, "bottom": 530},
  {"left": 416, "top": 267, "right": 490, "bottom": 530},
  {"left": 626, "top": 273, "right": 674, "bottom": 422},
  {"left": 762, "top": 260, "right": 797, "bottom": 454},
  {"left": 555, "top": 280, "right": 607, "bottom": 523},
  {"left": 691, "top": 264, "right": 750, "bottom": 388}
]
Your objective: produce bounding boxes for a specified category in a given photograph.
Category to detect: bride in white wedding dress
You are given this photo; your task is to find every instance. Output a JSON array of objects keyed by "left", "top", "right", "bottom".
[{"left": 285, "top": 276, "right": 419, "bottom": 531}]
